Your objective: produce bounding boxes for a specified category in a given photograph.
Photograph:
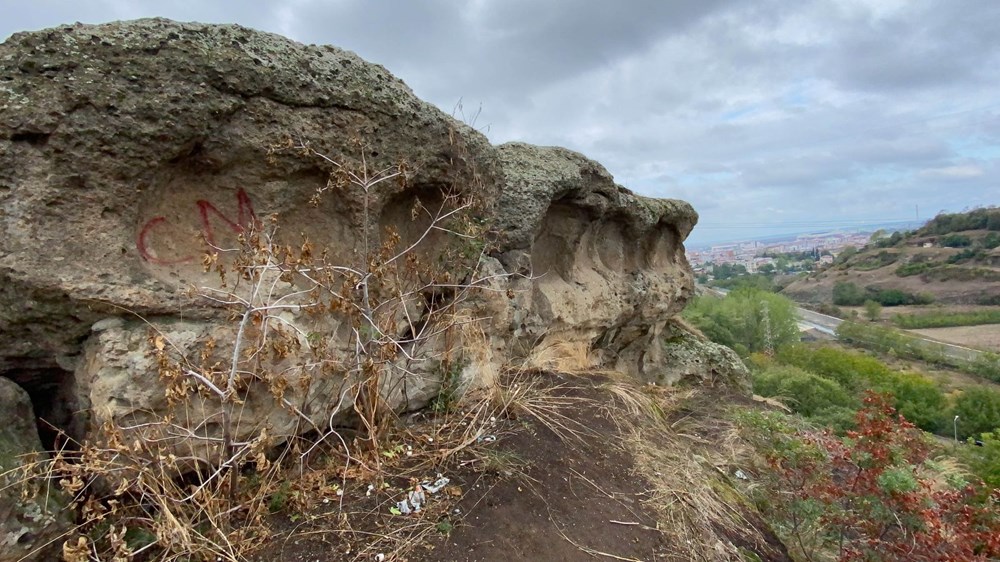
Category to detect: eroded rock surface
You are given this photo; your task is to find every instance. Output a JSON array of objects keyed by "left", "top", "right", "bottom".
[
  {"left": 1, "top": 19, "right": 707, "bottom": 466},
  {"left": 638, "top": 323, "right": 752, "bottom": 393},
  {"left": 494, "top": 143, "right": 697, "bottom": 373}
]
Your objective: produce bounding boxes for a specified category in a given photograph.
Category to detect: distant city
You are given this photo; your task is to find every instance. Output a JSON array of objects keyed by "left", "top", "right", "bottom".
[{"left": 686, "top": 228, "right": 894, "bottom": 273}]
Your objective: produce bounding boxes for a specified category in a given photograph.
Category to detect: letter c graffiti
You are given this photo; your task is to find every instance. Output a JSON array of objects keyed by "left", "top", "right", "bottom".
[{"left": 137, "top": 216, "right": 195, "bottom": 265}]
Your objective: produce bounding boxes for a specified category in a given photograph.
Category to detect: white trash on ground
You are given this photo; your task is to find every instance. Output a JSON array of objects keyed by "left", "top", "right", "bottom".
[{"left": 391, "top": 475, "right": 451, "bottom": 514}]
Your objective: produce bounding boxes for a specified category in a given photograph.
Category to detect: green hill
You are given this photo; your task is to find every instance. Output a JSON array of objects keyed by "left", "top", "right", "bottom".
[{"left": 782, "top": 207, "right": 1000, "bottom": 306}]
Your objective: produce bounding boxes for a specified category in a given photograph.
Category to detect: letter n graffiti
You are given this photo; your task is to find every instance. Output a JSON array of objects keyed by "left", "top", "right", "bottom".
[{"left": 197, "top": 188, "right": 258, "bottom": 247}]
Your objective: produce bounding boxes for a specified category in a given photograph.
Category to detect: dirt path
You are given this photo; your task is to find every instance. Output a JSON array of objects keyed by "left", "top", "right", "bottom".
[
  {"left": 413, "top": 381, "right": 665, "bottom": 561},
  {"left": 249, "top": 373, "right": 791, "bottom": 562}
]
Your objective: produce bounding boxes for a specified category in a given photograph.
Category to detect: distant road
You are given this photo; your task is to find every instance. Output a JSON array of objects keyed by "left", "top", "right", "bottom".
[
  {"left": 796, "top": 308, "right": 842, "bottom": 336},
  {"left": 698, "top": 285, "right": 985, "bottom": 363}
]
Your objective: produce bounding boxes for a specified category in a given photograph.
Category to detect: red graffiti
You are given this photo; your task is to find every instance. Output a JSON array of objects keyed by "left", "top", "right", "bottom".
[
  {"left": 137, "top": 188, "right": 258, "bottom": 264},
  {"left": 137, "top": 217, "right": 195, "bottom": 265},
  {"left": 197, "top": 188, "right": 256, "bottom": 247}
]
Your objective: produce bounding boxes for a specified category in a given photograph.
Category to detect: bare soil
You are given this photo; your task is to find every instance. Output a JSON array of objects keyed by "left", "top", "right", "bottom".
[
  {"left": 412, "top": 384, "right": 665, "bottom": 561},
  {"left": 248, "top": 374, "right": 790, "bottom": 562},
  {"left": 910, "top": 325, "right": 1000, "bottom": 353}
]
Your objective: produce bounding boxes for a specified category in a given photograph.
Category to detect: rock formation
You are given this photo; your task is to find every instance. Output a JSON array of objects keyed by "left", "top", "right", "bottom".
[{"left": 0, "top": 17, "right": 710, "bottom": 494}]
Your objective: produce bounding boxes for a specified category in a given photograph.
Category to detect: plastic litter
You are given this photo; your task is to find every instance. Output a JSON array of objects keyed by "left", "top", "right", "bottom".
[
  {"left": 478, "top": 434, "right": 497, "bottom": 443},
  {"left": 409, "top": 487, "right": 426, "bottom": 511},
  {"left": 395, "top": 499, "right": 411, "bottom": 515},
  {"left": 734, "top": 469, "right": 749, "bottom": 481},
  {"left": 391, "top": 475, "right": 451, "bottom": 515},
  {"left": 422, "top": 476, "right": 450, "bottom": 494}
]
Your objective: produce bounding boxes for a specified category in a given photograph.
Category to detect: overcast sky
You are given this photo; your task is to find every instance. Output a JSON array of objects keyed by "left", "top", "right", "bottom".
[{"left": 3, "top": 1, "right": 999, "bottom": 246}]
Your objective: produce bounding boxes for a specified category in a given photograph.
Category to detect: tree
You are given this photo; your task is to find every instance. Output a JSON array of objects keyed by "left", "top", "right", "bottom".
[
  {"left": 832, "top": 281, "right": 866, "bottom": 306},
  {"left": 683, "top": 287, "right": 799, "bottom": 355},
  {"left": 711, "top": 262, "right": 748, "bottom": 280},
  {"left": 863, "top": 299, "right": 882, "bottom": 322},
  {"left": 953, "top": 387, "right": 1000, "bottom": 440}
]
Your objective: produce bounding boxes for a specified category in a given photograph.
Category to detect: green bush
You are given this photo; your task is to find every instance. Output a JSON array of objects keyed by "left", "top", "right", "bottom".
[
  {"left": 832, "top": 282, "right": 933, "bottom": 307},
  {"left": 833, "top": 281, "right": 866, "bottom": 306},
  {"left": 941, "top": 233, "right": 973, "bottom": 248},
  {"left": 711, "top": 273, "right": 776, "bottom": 292},
  {"left": 968, "top": 352, "right": 1000, "bottom": 382},
  {"left": 836, "top": 321, "right": 949, "bottom": 364},
  {"left": 753, "top": 366, "right": 856, "bottom": 418},
  {"left": 947, "top": 248, "right": 982, "bottom": 264},
  {"left": 863, "top": 299, "right": 882, "bottom": 322},
  {"left": 853, "top": 251, "right": 901, "bottom": 271},
  {"left": 955, "top": 431, "right": 1000, "bottom": 488},
  {"left": 683, "top": 288, "right": 800, "bottom": 355},
  {"left": 871, "top": 288, "right": 934, "bottom": 306},
  {"left": 807, "top": 405, "right": 859, "bottom": 433},
  {"left": 772, "top": 345, "right": 946, "bottom": 433},
  {"left": 923, "top": 208, "right": 1000, "bottom": 234},
  {"left": 874, "top": 231, "right": 906, "bottom": 248},
  {"left": 921, "top": 265, "right": 1000, "bottom": 283},
  {"left": 893, "top": 310, "right": 1000, "bottom": 329},
  {"left": 837, "top": 321, "right": 1000, "bottom": 383},
  {"left": 776, "top": 344, "right": 891, "bottom": 392},
  {"left": 952, "top": 387, "right": 1000, "bottom": 440},
  {"left": 834, "top": 246, "right": 858, "bottom": 266},
  {"left": 873, "top": 288, "right": 911, "bottom": 306},
  {"left": 876, "top": 373, "right": 948, "bottom": 433},
  {"left": 895, "top": 261, "right": 938, "bottom": 277},
  {"left": 815, "top": 303, "right": 844, "bottom": 318}
]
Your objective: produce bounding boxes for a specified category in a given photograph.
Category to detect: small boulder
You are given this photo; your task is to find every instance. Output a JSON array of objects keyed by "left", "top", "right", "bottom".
[
  {"left": 622, "top": 323, "right": 751, "bottom": 394},
  {"left": 0, "top": 377, "right": 70, "bottom": 562}
]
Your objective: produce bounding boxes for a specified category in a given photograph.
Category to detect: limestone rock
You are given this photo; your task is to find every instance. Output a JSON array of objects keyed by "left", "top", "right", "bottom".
[
  {"left": 0, "top": 17, "right": 497, "bottom": 376},
  {"left": 0, "top": 19, "right": 497, "bottom": 451},
  {"left": 496, "top": 142, "right": 698, "bottom": 369},
  {"left": 632, "top": 324, "right": 751, "bottom": 393},
  {"left": 0, "top": 377, "right": 69, "bottom": 562},
  {"left": 0, "top": 19, "right": 713, "bottom": 466}
]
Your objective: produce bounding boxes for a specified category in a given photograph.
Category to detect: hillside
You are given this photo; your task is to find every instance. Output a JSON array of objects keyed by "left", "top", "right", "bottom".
[{"left": 783, "top": 208, "right": 1000, "bottom": 306}]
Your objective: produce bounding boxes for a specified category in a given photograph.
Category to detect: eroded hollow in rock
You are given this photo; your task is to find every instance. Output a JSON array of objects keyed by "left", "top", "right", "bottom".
[
  {"left": 530, "top": 201, "right": 592, "bottom": 281},
  {"left": 1, "top": 369, "right": 77, "bottom": 449}
]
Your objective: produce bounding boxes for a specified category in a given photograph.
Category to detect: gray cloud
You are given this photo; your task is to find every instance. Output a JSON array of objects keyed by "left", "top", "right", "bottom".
[{"left": 3, "top": 0, "right": 999, "bottom": 245}]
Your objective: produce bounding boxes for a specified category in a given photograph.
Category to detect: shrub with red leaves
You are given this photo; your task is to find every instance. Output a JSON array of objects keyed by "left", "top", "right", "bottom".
[{"left": 758, "top": 392, "right": 1000, "bottom": 561}]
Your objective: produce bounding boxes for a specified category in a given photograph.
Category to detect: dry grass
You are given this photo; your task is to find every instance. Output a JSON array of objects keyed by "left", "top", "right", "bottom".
[
  {"left": 752, "top": 393, "right": 794, "bottom": 413},
  {"left": 599, "top": 383, "right": 777, "bottom": 561},
  {"left": 486, "top": 367, "right": 594, "bottom": 443},
  {"left": 525, "top": 339, "right": 595, "bottom": 373}
]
